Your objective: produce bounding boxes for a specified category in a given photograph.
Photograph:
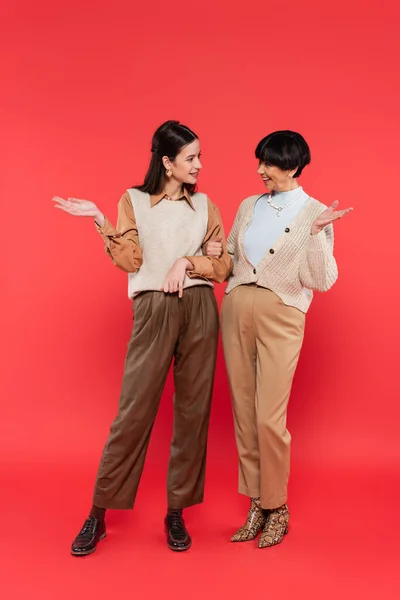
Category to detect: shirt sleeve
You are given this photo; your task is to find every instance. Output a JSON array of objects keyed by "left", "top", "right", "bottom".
[
  {"left": 299, "top": 223, "right": 338, "bottom": 291},
  {"left": 185, "top": 198, "right": 233, "bottom": 283},
  {"left": 95, "top": 192, "right": 143, "bottom": 273}
]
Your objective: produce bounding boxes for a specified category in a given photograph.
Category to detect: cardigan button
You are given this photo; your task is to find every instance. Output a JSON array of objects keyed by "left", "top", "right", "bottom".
[
  {"left": 253, "top": 268, "right": 256, "bottom": 274},
  {"left": 285, "top": 227, "right": 290, "bottom": 233},
  {"left": 269, "top": 249, "right": 275, "bottom": 254}
]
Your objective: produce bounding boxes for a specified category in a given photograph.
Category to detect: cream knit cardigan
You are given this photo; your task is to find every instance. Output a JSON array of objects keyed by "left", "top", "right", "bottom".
[{"left": 225, "top": 195, "right": 338, "bottom": 313}]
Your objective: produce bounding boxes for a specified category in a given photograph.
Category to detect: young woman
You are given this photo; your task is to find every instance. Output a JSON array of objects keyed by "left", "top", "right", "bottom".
[
  {"left": 53, "top": 120, "right": 232, "bottom": 555},
  {"left": 206, "top": 130, "right": 352, "bottom": 548}
]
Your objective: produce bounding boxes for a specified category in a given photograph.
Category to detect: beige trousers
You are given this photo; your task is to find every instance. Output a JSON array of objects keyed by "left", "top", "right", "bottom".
[{"left": 221, "top": 285, "right": 305, "bottom": 509}]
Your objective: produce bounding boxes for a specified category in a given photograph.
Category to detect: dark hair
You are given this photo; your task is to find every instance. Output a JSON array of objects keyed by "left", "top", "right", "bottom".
[
  {"left": 255, "top": 130, "right": 311, "bottom": 177},
  {"left": 134, "top": 120, "right": 199, "bottom": 194}
]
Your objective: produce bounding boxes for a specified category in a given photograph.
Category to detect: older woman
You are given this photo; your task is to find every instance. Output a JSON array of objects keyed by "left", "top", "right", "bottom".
[{"left": 208, "top": 130, "right": 352, "bottom": 548}]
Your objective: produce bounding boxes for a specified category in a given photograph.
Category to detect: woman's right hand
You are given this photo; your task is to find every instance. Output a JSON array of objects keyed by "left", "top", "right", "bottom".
[
  {"left": 52, "top": 196, "right": 105, "bottom": 227},
  {"left": 204, "top": 236, "right": 223, "bottom": 258}
]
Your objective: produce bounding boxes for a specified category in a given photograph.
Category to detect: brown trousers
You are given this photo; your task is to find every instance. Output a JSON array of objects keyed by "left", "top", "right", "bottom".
[
  {"left": 221, "top": 285, "right": 305, "bottom": 509},
  {"left": 93, "top": 286, "right": 219, "bottom": 510}
]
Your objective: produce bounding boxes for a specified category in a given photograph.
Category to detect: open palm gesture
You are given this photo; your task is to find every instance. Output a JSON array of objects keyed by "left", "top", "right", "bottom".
[
  {"left": 52, "top": 196, "right": 104, "bottom": 225},
  {"left": 311, "top": 201, "right": 353, "bottom": 235}
]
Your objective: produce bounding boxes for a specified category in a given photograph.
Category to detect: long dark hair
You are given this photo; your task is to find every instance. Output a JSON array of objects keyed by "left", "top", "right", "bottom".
[{"left": 134, "top": 120, "right": 199, "bottom": 195}]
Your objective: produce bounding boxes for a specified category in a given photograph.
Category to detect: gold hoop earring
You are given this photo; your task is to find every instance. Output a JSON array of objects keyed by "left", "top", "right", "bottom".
[{"left": 166, "top": 169, "right": 172, "bottom": 177}]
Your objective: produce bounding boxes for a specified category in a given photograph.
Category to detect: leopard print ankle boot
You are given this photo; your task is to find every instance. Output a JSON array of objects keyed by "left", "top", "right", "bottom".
[
  {"left": 231, "top": 497, "right": 267, "bottom": 542},
  {"left": 258, "top": 504, "right": 290, "bottom": 548}
]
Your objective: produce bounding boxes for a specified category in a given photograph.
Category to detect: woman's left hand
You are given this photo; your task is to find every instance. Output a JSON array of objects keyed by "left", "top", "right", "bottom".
[
  {"left": 162, "top": 258, "right": 193, "bottom": 298},
  {"left": 204, "top": 236, "right": 223, "bottom": 258},
  {"left": 311, "top": 201, "right": 353, "bottom": 235}
]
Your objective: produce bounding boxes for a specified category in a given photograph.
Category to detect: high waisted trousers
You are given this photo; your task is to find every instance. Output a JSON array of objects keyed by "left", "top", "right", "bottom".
[
  {"left": 221, "top": 285, "right": 305, "bottom": 509},
  {"left": 93, "top": 286, "right": 219, "bottom": 510}
]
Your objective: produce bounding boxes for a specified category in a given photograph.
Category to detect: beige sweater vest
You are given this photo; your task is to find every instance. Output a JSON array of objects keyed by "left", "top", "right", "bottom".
[
  {"left": 127, "top": 189, "right": 211, "bottom": 298},
  {"left": 226, "top": 195, "right": 339, "bottom": 313}
]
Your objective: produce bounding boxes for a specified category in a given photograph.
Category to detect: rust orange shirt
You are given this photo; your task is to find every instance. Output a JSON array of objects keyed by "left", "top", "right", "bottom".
[{"left": 96, "top": 189, "right": 232, "bottom": 284}]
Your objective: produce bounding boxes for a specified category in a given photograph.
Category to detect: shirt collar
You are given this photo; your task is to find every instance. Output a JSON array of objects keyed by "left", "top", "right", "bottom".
[{"left": 150, "top": 187, "right": 195, "bottom": 210}]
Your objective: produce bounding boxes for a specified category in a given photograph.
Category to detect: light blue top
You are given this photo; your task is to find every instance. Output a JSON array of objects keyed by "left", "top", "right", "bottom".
[{"left": 244, "top": 186, "right": 309, "bottom": 266}]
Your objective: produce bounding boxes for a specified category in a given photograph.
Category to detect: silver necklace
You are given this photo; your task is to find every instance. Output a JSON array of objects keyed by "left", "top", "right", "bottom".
[{"left": 267, "top": 188, "right": 303, "bottom": 217}]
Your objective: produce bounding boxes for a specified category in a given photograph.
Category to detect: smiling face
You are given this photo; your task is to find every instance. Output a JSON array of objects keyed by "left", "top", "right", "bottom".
[
  {"left": 255, "top": 130, "right": 311, "bottom": 193},
  {"left": 164, "top": 139, "right": 202, "bottom": 186},
  {"left": 257, "top": 161, "right": 299, "bottom": 192}
]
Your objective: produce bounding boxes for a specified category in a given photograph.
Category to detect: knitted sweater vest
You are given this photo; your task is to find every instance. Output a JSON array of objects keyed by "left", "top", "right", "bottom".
[{"left": 127, "top": 189, "right": 211, "bottom": 299}]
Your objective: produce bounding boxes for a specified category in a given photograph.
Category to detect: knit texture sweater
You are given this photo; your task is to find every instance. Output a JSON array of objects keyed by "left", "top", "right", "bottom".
[
  {"left": 127, "top": 188, "right": 210, "bottom": 298},
  {"left": 226, "top": 194, "right": 338, "bottom": 313}
]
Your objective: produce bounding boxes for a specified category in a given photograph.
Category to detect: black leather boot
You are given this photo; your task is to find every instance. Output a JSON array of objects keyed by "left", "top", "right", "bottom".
[
  {"left": 164, "top": 509, "right": 192, "bottom": 552},
  {"left": 71, "top": 516, "right": 106, "bottom": 556}
]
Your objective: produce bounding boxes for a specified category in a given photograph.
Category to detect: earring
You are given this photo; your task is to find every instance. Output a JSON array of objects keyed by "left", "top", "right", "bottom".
[{"left": 166, "top": 169, "right": 172, "bottom": 177}]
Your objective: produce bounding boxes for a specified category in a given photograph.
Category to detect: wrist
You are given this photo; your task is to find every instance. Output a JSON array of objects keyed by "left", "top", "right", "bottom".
[
  {"left": 180, "top": 257, "right": 193, "bottom": 270},
  {"left": 94, "top": 212, "right": 105, "bottom": 227}
]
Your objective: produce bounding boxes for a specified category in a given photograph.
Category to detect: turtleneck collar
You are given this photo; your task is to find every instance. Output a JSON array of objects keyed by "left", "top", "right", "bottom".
[{"left": 269, "top": 186, "right": 303, "bottom": 206}]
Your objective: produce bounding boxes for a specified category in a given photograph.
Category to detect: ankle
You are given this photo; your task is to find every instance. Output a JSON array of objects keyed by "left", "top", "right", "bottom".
[
  {"left": 271, "top": 504, "right": 286, "bottom": 511},
  {"left": 167, "top": 507, "right": 183, "bottom": 515},
  {"left": 90, "top": 505, "right": 106, "bottom": 521},
  {"left": 250, "top": 497, "right": 262, "bottom": 508}
]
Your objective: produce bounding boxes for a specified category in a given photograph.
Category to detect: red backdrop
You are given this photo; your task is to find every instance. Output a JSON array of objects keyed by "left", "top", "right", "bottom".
[{"left": 2, "top": 1, "right": 399, "bottom": 598}]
